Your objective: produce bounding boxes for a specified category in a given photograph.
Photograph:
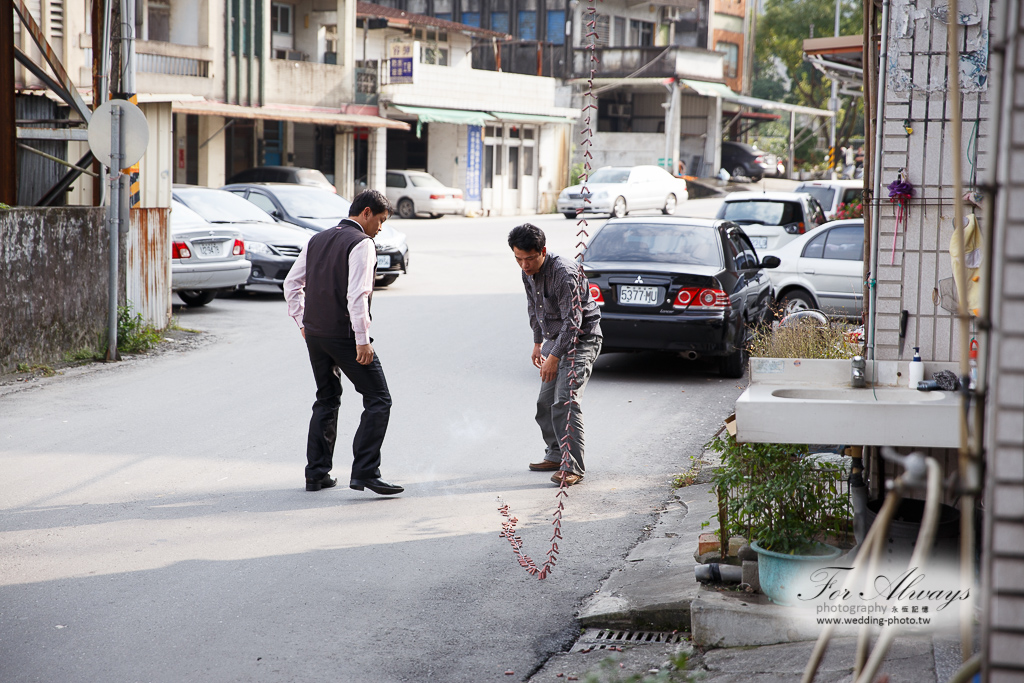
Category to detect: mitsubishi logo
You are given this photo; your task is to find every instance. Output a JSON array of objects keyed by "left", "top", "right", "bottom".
[{"left": 634, "top": 276, "right": 644, "bottom": 284}]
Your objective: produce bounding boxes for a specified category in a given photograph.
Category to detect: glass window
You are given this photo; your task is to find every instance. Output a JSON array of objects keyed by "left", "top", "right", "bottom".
[
  {"left": 593, "top": 14, "right": 609, "bottom": 47},
  {"left": 842, "top": 188, "right": 864, "bottom": 204},
  {"left": 589, "top": 167, "right": 630, "bottom": 183},
  {"left": 802, "top": 231, "right": 828, "bottom": 259},
  {"left": 274, "top": 187, "right": 352, "bottom": 218},
  {"left": 716, "top": 41, "right": 739, "bottom": 79},
  {"left": 171, "top": 200, "right": 207, "bottom": 228},
  {"left": 407, "top": 0, "right": 427, "bottom": 13},
  {"left": 494, "top": 145, "right": 503, "bottom": 174},
  {"left": 434, "top": 0, "right": 452, "bottom": 17},
  {"left": 408, "top": 172, "right": 445, "bottom": 187},
  {"left": 807, "top": 197, "right": 826, "bottom": 225},
  {"left": 509, "top": 126, "right": 520, "bottom": 139},
  {"left": 175, "top": 189, "right": 277, "bottom": 223},
  {"left": 461, "top": 12, "right": 480, "bottom": 26},
  {"left": 523, "top": 128, "right": 534, "bottom": 140},
  {"left": 524, "top": 146, "right": 534, "bottom": 176},
  {"left": 461, "top": 0, "right": 481, "bottom": 25},
  {"left": 629, "top": 19, "right": 654, "bottom": 46},
  {"left": 271, "top": 3, "right": 292, "bottom": 34},
  {"left": 484, "top": 146, "right": 494, "bottom": 187},
  {"left": 518, "top": 11, "right": 537, "bottom": 40},
  {"left": 584, "top": 223, "right": 723, "bottom": 267},
  {"left": 491, "top": 11, "right": 510, "bottom": 33},
  {"left": 509, "top": 147, "right": 519, "bottom": 189},
  {"left": 386, "top": 172, "right": 407, "bottom": 188},
  {"left": 796, "top": 184, "right": 835, "bottom": 209},
  {"left": 485, "top": 125, "right": 499, "bottom": 138},
  {"left": 247, "top": 192, "right": 278, "bottom": 214},
  {"left": 721, "top": 200, "right": 800, "bottom": 226},
  {"left": 613, "top": 16, "right": 626, "bottom": 46},
  {"left": 546, "top": 9, "right": 565, "bottom": 45},
  {"left": 436, "top": 13, "right": 452, "bottom": 20},
  {"left": 822, "top": 226, "right": 864, "bottom": 261},
  {"left": 730, "top": 233, "right": 757, "bottom": 269}
]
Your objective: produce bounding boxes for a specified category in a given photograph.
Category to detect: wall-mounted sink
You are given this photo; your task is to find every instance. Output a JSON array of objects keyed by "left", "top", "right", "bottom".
[{"left": 770, "top": 387, "right": 947, "bottom": 403}]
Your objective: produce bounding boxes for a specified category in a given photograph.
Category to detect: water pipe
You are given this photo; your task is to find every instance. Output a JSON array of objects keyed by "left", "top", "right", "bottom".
[{"left": 865, "top": 0, "right": 889, "bottom": 363}]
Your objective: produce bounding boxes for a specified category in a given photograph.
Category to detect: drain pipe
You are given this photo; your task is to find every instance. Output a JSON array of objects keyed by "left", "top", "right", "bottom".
[{"left": 865, "top": 0, "right": 890, "bottom": 362}]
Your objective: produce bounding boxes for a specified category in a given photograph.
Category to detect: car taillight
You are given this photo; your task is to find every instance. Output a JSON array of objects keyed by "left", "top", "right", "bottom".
[
  {"left": 785, "top": 222, "right": 806, "bottom": 235},
  {"left": 454, "top": 191, "right": 463, "bottom": 198},
  {"left": 430, "top": 194, "right": 444, "bottom": 200},
  {"left": 589, "top": 283, "right": 604, "bottom": 305},
  {"left": 674, "top": 287, "right": 729, "bottom": 310},
  {"left": 172, "top": 241, "right": 191, "bottom": 259},
  {"left": 233, "top": 239, "right": 245, "bottom": 256}
]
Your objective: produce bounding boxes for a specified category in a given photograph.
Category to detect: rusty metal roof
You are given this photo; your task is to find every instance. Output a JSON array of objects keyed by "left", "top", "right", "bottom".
[{"left": 356, "top": 2, "right": 512, "bottom": 40}]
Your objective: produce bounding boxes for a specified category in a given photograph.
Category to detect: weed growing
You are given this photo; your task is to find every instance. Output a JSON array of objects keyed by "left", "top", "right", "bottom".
[
  {"left": 117, "top": 303, "right": 163, "bottom": 354},
  {"left": 748, "top": 318, "right": 859, "bottom": 360}
]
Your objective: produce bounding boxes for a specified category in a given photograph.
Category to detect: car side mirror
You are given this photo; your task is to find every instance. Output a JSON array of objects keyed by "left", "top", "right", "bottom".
[
  {"left": 270, "top": 210, "right": 283, "bottom": 220},
  {"left": 760, "top": 255, "right": 781, "bottom": 269}
]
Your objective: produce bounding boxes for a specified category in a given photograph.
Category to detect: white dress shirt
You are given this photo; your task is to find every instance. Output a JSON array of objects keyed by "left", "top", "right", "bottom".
[{"left": 283, "top": 229, "right": 376, "bottom": 345}]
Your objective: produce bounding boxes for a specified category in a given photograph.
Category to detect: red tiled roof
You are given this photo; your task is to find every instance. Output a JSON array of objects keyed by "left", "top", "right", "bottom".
[{"left": 356, "top": 2, "right": 512, "bottom": 40}]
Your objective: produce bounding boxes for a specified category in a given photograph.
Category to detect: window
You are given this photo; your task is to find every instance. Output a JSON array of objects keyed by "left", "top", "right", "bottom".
[
  {"left": 271, "top": 3, "right": 292, "bottom": 34},
  {"left": 491, "top": 11, "right": 510, "bottom": 33},
  {"left": 628, "top": 19, "right": 654, "bottom": 46},
  {"left": 729, "top": 233, "right": 757, "bottom": 269},
  {"left": 484, "top": 146, "right": 494, "bottom": 188},
  {"left": 386, "top": 172, "right": 407, "bottom": 188},
  {"left": 420, "top": 45, "right": 449, "bottom": 65},
  {"left": 546, "top": 9, "right": 565, "bottom": 45},
  {"left": 247, "top": 192, "right": 278, "bottom": 215},
  {"left": 613, "top": 16, "right": 626, "bottom": 46},
  {"left": 802, "top": 231, "right": 828, "bottom": 259},
  {"left": 461, "top": 0, "right": 480, "bottom": 26},
  {"left": 518, "top": 11, "right": 537, "bottom": 40},
  {"left": 592, "top": 14, "right": 610, "bottom": 47},
  {"left": 584, "top": 224, "right": 723, "bottom": 267},
  {"left": 434, "top": 0, "right": 452, "bottom": 21},
  {"left": 822, "top": 226, "right": 864, "bottom": 261},
  {"left": 147, "top": 0, "right": 170, "bottom": 41},
  {"left": 716, "top": 41, "right": 739, "bottom": 79},
  {"left": 407, "top": 0, "right": 428, "bottom": 14},
  {"left": 523, "top": 146, "right": 534, "bottom": 175},
  {"left": 509, "top": 147, "right": 519, "bottom": 189}
]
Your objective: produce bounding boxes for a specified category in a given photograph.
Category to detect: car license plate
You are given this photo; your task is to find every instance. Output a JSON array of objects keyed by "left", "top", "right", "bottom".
[
  {"left": 196, "top": 242, "right": 221, "bottom": 257},
  {"left": 618, "top": 285, "right": 659, "bottom": 306},
  {"left": 377, "top": 255, "right": 391, "bottom": 269},
  {"left": 750, "top": 237, "right": 768, "bottom": 250}
]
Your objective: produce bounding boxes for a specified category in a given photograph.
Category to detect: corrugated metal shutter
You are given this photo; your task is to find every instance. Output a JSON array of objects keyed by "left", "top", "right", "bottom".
[
  {"left": 292, "top": 123, "right": 317, "bottom": 168},
  {"left": 16, "top": 95, "right": 67, "bottom": 206}
]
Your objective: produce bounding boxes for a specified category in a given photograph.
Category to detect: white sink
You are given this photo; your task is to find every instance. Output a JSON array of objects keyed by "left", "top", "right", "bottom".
[{"left": 770, "top": 387, "right": 947, "bottom": 403}]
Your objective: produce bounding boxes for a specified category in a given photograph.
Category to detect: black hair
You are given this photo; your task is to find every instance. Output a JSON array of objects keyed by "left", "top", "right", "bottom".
[
  {"left": 349, "top": 189, "right": 392, "bottom": 217},
  {"left": 508, "top": 223, "right": 546, "bottom": 253}
]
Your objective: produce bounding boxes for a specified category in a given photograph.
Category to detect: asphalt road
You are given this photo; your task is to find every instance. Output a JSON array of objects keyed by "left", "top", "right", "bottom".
[{"left": 0, "top": 207, "right": 748, "bottom": 682}]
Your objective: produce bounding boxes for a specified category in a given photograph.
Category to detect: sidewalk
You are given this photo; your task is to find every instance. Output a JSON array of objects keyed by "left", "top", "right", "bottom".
[{"left": 528, "top": 482, "right": 964, "bottom": 682}]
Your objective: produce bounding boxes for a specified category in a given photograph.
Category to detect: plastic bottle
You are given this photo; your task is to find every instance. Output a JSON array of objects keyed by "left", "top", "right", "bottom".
[
  {"left": 908, "top": 347, "right": 925, "bottom": 389},
  {"left": 969, "top": 339, "right": 979, "bottom": 389}
]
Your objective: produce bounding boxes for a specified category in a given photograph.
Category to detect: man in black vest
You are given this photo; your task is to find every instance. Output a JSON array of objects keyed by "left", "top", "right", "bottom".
[{"left": 283, "top": 190, "right": 404, "bottom": 495}]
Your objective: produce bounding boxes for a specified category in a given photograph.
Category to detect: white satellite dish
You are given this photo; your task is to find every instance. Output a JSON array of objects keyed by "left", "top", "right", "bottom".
[{"left": 87, "top": 99, "right": 150, "bottom": 169}]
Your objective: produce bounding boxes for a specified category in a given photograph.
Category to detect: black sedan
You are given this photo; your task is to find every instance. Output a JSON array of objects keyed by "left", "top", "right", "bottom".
[
  {"left": 223, "top": 183, "right": 409, "bottom": 287},
  {"left": 581, "top": 217, "right": 778, "bottom": 377}
]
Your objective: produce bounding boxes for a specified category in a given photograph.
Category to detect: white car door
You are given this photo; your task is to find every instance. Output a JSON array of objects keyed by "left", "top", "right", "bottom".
[
  {"left": 385, "top": 171, "right": 407, "bottom": 206},
  {"left": 798, "top": 225, "right": 864, "bottom": 315}
]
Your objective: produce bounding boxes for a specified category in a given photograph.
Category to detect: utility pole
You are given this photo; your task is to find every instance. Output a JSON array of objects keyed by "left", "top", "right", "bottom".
[
  {"left": 1, "top": 0, "right": 17, "bottom": 205},
  {"left": 829, "top": 0, "right": 841, "bottom": 178}
]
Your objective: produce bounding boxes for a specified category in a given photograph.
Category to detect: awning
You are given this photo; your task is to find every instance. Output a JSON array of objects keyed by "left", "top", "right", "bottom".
[
  {"left": 680, "top": 79, "right": 737, "bottom": 98},
  {"left": 391, "top": 105, "right": 496, "bottom": 126},
  {"left": 680, "top": 79, "right": 835, "bottom": 118},
  {"left": 489, "top": 111, "right": 577, "bottom": 124},
  {"left": 170, "top": 100, "right": 410, "bottom": 130}
]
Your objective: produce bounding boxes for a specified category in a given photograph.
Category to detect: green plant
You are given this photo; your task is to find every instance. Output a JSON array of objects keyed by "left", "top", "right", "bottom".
[
  {"left": 705, "top": 431, "right": 850, "bottom": 555},
  {"left": 672, "top": 459, "right": 703, "bottom": 489},
  {"left": 63, "top": 347, "right": 99, "bottom": 363},
  {"left": 749, "top": 316, "right": 859, "bottom": 360},
  {"left": 16, "top": 363, "right": 57, "bottom": 377},
  {"left": 117, "top": 303, "right": 163, "bottom": 354},
  {"left": 582, "top": 650, "right": 693, "bottom": 682},
  {"left": 167, "top": 317, "right": 202, "bottom": 334},
  {"left": 570, "top": 162, "right": 585, "bottom": 186}
]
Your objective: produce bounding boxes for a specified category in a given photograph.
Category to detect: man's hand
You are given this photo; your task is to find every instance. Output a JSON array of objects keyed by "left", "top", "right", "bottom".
[
  {"left": 540, "top": 353, "right": 559, "bottom": 383},
  {"left": 356, "top": 343, "right": 374, "bottom": 365},
  {"left": 300, "top": 328, "right": 305, "bottom": 339},
  {"left": 531, "top": 343, "right": 543, "bottom": 369}
]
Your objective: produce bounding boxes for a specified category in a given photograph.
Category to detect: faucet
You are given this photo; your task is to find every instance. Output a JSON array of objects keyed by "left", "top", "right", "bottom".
[{"left": 851, "top": 356, "right": 866, "bottom": 388}]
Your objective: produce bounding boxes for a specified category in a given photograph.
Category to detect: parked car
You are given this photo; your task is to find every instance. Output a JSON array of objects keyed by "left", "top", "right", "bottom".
[
  {"left": 557, "top": 165, "right": 689, "bottom": 219},
  {"left": 225, "top": 166, "right": 336, "bottom": 193},
  {"left": 223, "top": 182, "right": 409, "bottom": 287},
  {"left": 581, "top": 217, "right": 779, "bottom": 377},
  {"left": 170, "top": 199, "right": 252, "bottom": 307},
  {"left": 385, "top": 170, "right": 465, "bottom": 219},
  {"left": 172, "top": 186, "right": 311, "bottom": 289},
  {"left": 715, "top": 191, "right": 827, "bottom": 252},
  {"left": 720, "top": 141, "right": 770, "bottom": 181},
  {"left": 794, "top": 179, "right": 864, "bottom": 220},
  {"left": 762, "top": 218, "right": 865, "bottom": 318}
]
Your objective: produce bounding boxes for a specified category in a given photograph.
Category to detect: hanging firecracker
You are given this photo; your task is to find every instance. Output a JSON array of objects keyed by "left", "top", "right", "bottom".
[{"left": 887, "top": 171, "right": 914, "bottom": 265}]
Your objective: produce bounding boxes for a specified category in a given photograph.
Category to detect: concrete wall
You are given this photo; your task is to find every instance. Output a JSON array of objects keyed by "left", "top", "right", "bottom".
[
  {"left": 0, "top": 208, "right": 125, "bottom": 373},
  {"left": 586, "top": 133, "right": 667, "bottom": 169}
]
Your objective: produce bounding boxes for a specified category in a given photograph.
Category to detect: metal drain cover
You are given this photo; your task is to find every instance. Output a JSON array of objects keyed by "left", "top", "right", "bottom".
[{"left": 569, "top": 629, "right": 685, "bottom": 653}]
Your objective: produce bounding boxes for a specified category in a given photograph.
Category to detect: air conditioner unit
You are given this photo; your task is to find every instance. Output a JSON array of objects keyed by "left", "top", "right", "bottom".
[
  {"left": 662, "top": 6, "right": 684, "bottom": 21},
  {"left": 607, "top": 103, "right": 632, "bottom": 118}
]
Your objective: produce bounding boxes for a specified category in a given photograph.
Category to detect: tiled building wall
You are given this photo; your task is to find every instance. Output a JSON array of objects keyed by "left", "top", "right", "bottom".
[{"left": 983, "top": 0, "right": 1024, "bottom": 678}]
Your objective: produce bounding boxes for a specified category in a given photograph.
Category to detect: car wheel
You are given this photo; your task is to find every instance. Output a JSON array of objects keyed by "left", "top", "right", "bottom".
[
  {"left": 731, "top": 166, "right": 746, "bottom": 179},
  {"left": 780, "top": 290, "right": 815, "bottom": 316},
  {"left": 397, "top": 198, "right": 416, "bottom": 219},
  {"left": 563, "top": 212, "right": 577, "bottom": 219},
  {"left": 611, "top": 196, "right": 627, "bottom": 218},
  {"left": 376, "top": 274, "right": 399, "bottom": 287},
  {"left": 662, "top": 194, "right": 677, "bottom": 215},
  {"left": 177, "top": 290, "right": 218, "bottom": 307}
]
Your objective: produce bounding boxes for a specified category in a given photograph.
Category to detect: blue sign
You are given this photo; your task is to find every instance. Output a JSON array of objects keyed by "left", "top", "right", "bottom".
[
  {"left": 466, "top": 125, "right": 482, "bottom": 202},
  {"left": 389, "top": 42, "right": 415, "bottom": 84}
]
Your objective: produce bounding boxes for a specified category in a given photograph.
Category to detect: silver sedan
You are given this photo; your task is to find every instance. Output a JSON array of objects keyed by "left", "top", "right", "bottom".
[{"left": 557, "top": 165, "right": 689, "bottom": 219}]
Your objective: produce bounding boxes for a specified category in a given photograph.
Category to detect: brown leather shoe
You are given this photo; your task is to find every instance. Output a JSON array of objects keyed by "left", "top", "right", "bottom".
[
  {"left": 551, "top": 471, "right": 584, "bottom": 486},
  {"left": 529, "top": 460, "right": 560, "bottom": 471}
]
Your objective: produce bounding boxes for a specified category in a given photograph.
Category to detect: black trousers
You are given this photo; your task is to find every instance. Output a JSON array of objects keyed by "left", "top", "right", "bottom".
[{"left": 304, "top": 334, "right": 392, "bottom": 482}]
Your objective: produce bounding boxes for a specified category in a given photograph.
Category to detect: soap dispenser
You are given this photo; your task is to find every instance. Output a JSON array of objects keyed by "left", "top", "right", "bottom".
[{"left": 908, "top": 347, "right": 924, "bottom": 389}]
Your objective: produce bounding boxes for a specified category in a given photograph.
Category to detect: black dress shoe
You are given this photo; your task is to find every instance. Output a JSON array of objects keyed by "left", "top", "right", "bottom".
[
  {"left": 349, "top": 478, "right": 404, "bottom": 495},
  {"left": 306, "top": 475, "right": 338, "bottom": 492}
]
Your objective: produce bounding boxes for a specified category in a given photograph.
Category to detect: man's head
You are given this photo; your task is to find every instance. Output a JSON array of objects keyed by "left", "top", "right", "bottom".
[
  {"left": 508, "top": 223, "right": 547, "bottom": 276},
  {"left": 348, "top": 189, "right": 392, "bottom": 238}
]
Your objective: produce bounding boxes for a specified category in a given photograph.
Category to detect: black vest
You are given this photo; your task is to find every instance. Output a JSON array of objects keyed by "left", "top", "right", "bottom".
[{"left": 302, "top": 220, "right": 372, "bottom": 338}]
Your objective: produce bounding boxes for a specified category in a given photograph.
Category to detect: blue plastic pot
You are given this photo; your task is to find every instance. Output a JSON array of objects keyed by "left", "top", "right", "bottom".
[{"left": 751, "top": 539, "right": 842, "bottom": 606}]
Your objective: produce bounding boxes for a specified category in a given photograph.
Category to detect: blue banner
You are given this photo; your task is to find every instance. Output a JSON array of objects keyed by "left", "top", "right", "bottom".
[{"left": 466, "top": 125, "right": 482, "bottom": 202}]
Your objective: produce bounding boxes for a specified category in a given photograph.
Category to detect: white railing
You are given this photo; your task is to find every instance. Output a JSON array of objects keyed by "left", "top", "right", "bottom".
[{"left": 136, "top": 52, "right": 210, "bottom": 77}]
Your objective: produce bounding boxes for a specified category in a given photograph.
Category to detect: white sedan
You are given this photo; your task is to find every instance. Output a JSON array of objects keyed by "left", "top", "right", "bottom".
[
  {"left": 762, "top": 218, "right": 865, "bottom": 318},
  {"left": 170, "top": 199, "right": 251, "bottom": 307},
  {"left": 557, "top": 165, "right": 688, "bottom": 218},
  {"left": 385, "top": 170, "right": 465, "bottom": 219}
]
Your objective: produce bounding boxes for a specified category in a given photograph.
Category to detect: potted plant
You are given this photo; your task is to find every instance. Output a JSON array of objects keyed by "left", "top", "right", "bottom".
[{"left": 706, "top": 431, "right": 850, "bottom": 605}]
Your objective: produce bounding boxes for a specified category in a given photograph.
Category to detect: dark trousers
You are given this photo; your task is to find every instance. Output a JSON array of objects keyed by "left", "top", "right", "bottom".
[{"left": 304, "top": 334, "right": 392, "bottom": 482}]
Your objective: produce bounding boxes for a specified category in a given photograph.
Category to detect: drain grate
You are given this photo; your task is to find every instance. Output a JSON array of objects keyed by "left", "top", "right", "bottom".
[{"left": 569, "top": 629, "right": 685, "bottom": 653}]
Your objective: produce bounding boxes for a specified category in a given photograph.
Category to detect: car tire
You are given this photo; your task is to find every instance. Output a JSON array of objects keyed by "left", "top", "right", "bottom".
[
  {"left": 611, "top": 196, "right": 627, "bottom": 218},
  {"left": 719, "top": 344, "right": 747, "bottom": 378},
  {"left": 780, "top": 289, "right": 815, "bottom": 317},
  {"left": 397, "top": 198, "right": 416, "bottom": 219},
  {"left": 376, "top": 274, "right": 399, "bottom": 287},
  {"left": 563, "top": 212, "right": 577, "bottom": 219},
  {"left": 662, "top": 194, "right": 677, "bottom": 215},
  {"left": 732, "top": 165, "right": 747, "bottom": 179},
  {"left": 177, "top": 290, "right": 218, "bottom": 307}
]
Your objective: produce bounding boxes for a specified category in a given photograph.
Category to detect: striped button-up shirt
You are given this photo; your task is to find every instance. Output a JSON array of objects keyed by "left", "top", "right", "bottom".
[{"left": 522, "top": 252, "right": 602, "bottom": 360}]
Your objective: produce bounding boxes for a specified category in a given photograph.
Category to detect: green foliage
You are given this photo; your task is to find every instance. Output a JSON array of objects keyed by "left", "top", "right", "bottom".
[
  {"left": 749, "top": 318, "right": 859, "bottom": 360},
  {"left": 582, "top": 650, "right": 693, "bottom": 682},
  {"left": 16, "top": 363, "right": 57, "bottom": 377},
  {"left": 0, "top": 202, "right": 10, "bottom": 210},
  {"left": 570, "top": 162, "right": 586, "bottom": 186},
  {"left": 117, "top": 303, "right": 163, "bottom": 354},
  {"left": 63, "top": 347, "right": 100, "bottom": 363},
  {"left": 706, "top": 431, "right": 850, "bottom": 555}
]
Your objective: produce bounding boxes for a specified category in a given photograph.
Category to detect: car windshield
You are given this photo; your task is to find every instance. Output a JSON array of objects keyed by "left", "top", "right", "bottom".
[
  {"left": 177, "top": 189, "right": 275, "bottom": 223},
  {"left": 171, "top": 200, "right": 207, "bottom": 228},
  {"left": 275, "top": 188, "right": 352, "bottom": 218},
  {"left": 589, "top": 168, "right": 630, "bottom": 184},
  {"left": 296, "top": 169, "right": 331, "bottom": 185},
  {"left": 721, "top": 200, "right": 801, "bottom": 226},
  {"left": 796, "top": 185, "right": 836, "bottom": 208},
  {"left": 408, "top": 172, "right": 446, "bottom": 188},
  {"left": 584, "top": 223, "right": 722, "bottom": 266}
]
